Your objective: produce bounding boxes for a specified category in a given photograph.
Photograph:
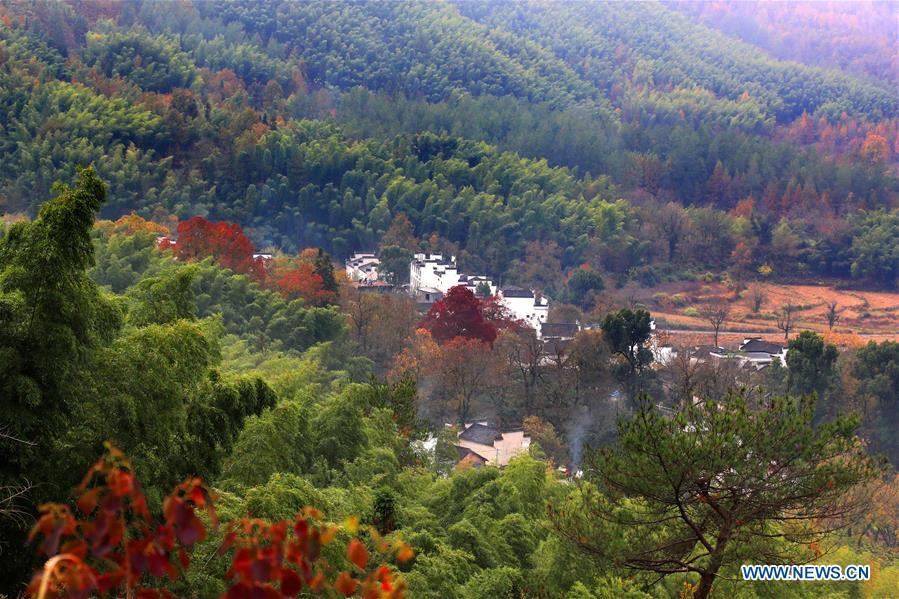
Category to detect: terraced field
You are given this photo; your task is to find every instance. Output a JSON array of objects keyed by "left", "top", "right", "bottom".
[{"left": 640, "top": 281, "right": 899, "bottom": 348}]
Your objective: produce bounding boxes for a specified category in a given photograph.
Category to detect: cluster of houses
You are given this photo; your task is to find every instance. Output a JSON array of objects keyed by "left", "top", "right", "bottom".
[
  {"left": 654, "top": 336, "right": 789, "bottom": 370},
  {"left": 348, "top": 250, "right": 565, "bottom": 469},
  {"left": 347, "top": 251, "right": 557, "bottom": 338},
  {"left": 349, "top": 251, "right": 794, "bottom": 470}
]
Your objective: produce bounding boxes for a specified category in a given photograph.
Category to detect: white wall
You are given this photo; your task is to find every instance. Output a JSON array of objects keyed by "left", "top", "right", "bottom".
[{"left": 502, "top": 295, "right": 549, "bottom": 332}]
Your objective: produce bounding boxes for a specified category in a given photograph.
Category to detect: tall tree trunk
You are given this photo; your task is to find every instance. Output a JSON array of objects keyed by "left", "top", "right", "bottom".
[
  {"left": 695, "top": 571, "right": 715, "bottom": 599},
  {"left": 696, "top": 531, "right": 729, "bottom": 598}
]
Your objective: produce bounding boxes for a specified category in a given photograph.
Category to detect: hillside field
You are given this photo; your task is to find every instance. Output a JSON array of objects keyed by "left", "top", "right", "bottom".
[{"left": 642, "top": 281, "right": 899, "bottom": 347}]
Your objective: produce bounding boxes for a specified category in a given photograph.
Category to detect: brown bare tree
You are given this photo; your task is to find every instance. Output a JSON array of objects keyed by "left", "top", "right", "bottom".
[
  {"left": 747, "top": 285, "right": 766, "bottom": 313},
  {"left": 776, "top": 302, "right": 797, "bottom": 341},
  {"left": 826, "top": 301, "right": 840, "bottom": 330},
  {"left": 700, "top": 298, "right": 731, "bottom": 347}
]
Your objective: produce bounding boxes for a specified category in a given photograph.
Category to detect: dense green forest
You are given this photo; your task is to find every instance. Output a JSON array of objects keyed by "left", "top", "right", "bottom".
[
  {"left": 1, "top": 0, "right": 897, "bottom": 288},
  {"left": 2, "top": 1, "right": 899, "bottom": 597}
]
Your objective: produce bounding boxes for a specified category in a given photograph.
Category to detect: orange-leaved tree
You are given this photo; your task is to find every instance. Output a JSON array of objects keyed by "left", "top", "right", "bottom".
[
  {"left": 28, "top": 444, "right": 411, "bottom": 599},
  {"left": 164, "top": 217, "right": 266, "bottom": 282},
  {"left": 391, "top": 329, "right": 506, "bottom": 425},
  {"left": 268, "top": 250, "right": 338, "bottom": 306}
]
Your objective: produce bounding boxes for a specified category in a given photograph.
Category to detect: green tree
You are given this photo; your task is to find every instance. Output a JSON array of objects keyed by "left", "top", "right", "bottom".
[
  {"left": 475, "top": 281, "right": 492, "bottom": 298},
  {"left": 599, "top": 308, "right": 653, "bottom": 400},
  {"left": 312, "top": 388, "right": 368, "bottom": 466},
  {"left": 461, "top": 567, "right": 524, "bottom": 599},
  {"left": 221, "top": 399, "right": 314, "bottom": 487},
  {"left": 564, "top": 268, "right": 605, "bottom": 308},
  {"left": 849, "top": 210, "right": 899, "bottom": 288},
  {"left": 0, "top": 168, "right": 121, "bottom": 586},
  {"left": 786, "top": 331, "right": 838, "bottom": 397},
  {"left": 372, "top": 486, "right": 400, "bottom": 535},
  {"left": 313, "top": 249, "right": 339, "bottom": 294},
  {"left": 852, "top": 341, "right": 899, "bottom": 463},
  {"left": 555, "top": 391, "right": 878, "bottom": 599},
  {"left": 378, "top": 245, "right": 413, "bottom": 285},
  {"left": 125, "top": 266, "right": 197, "bottom": 326}
]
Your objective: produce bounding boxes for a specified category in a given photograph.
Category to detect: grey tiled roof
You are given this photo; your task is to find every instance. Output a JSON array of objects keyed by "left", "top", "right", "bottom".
[
  {"left": 740, "top": 338, "right": 784, "bottom": 354},
  {"left": 458, "top": 423, "right": 501, "bottom": 445}
]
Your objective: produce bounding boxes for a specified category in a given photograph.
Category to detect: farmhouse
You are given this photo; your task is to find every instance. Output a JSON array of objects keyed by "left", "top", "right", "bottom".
[
  {"left": 736, "top": 337, "right": 788, "bottom": 368},
  {"left": 410, "top": 253, "right": 463, "bottom": 294},
  {"left": 454, "top": 422, "right": 531, "bottom": 468},
  {"left": 655, "top": 337, "right": 788, "bottom": 371},
  {"left": 499, "top": 286, "right": 550, "bottom": 331}
]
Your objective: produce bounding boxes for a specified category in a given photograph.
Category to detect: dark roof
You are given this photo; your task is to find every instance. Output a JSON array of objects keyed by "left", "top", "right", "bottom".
[
  {"left": 502, "top": 286, "right": 534, "bottom": 298},
  {"left": 455, "top": 445, "right": 489, "bottom": 462},
  {"left": 458, "top": 423, "right": 501, "bottom": 445},
  {"left": 540, "top": 323, "right": 579, "bottom": 339},
  {"left": 740, "top": 338, "right": 784, "bottom": 354},
  {"left": 351, "top": 281, "right": 394, "bottom": 293}
]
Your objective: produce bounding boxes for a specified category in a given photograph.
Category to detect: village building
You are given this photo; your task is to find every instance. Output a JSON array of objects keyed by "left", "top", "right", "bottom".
[
  {"left": 345, "top": 251, "right": 381, "bottom": 283},
  {"left": 414, "top": 286, "right": 444, "bottom": 309},
  {"left": 653, "top": 336, "right": 788, "bottom": 371},
  {"left": 499, "top": 286, "right": 549, "bottom": 331},
  {"left": 454, "top": 422, "right": 531, "bottom": 468},
  {"left": 735, "top": 337, "right": 788, "bottom": 368},
  {"left": 410, "top": 253, "right": 462, "bottom": 294},
  {"left": 539, "top": 322, "right": 580, "bottom": 341}
]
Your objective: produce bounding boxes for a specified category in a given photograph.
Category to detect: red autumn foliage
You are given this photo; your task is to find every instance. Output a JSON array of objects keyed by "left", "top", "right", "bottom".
[
  {"left": 28, "top": 446, "right": 411, "bottom": 599},
  {"left": 420, "top": 286, "right": 520, "bottom": 345},
  {"left": 274, "top": 263, "right": 327, "bottom": 303},
  {"left": 27, "top": 443, "right": 215, "bottom": 599},
  {"left": 164, "top": 217, "right": 266, "bottom": 282},
  {"left": 732, "top": 196, "right": 755, "bottom": 218},
  {"left": 157, "top": 217, "right": 342, "bottom": 305},
  {"left": 478, "top": 294, "right": 523, "bottom": 333},
  {"left": 347, "top": 539, "right": 369, "bottom": 570},
  {"left": 269, "top": 258, "right": 336, "bottom": 306}
]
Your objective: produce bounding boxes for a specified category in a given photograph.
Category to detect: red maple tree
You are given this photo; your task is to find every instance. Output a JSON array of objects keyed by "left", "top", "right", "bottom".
[
  {"left": 420, "top": 286, "right": 519, "bottom": 345},
  {"left": 273, "top": 262, "right": 335, "bottom": 306},
  {"left": 167, "top": 217, "right": 266, "bottom": 282}
]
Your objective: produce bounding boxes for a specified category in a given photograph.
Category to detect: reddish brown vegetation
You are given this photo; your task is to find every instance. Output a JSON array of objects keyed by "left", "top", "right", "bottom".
[
  {"left": 28, "top": 444, "right": 216, "bottom": 599},
  {"left": 27, "top": 445, "right": 410, "bottom": 599},
  {"left": 164, "top": 216, "right": 266, "bottom": 281},
  {"left": 420, "top": 286, "right": 518, "bottom": 346},
  {"left": 159, "top": 217, "right": 337, "bottom": 305}
]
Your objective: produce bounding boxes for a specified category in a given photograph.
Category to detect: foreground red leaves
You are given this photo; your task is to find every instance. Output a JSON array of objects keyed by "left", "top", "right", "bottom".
[{"left": 28, "top": 444, "right": 411, "bottom": 599}]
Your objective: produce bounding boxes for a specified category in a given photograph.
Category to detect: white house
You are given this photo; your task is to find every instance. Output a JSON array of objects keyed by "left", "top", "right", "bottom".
[
  {"left": 499, "top": 286, "right": 549, "bottom": 332},
  {"left": 346, "top": 251, "right": 381, "bottom": 283},
  {"left": 458, "top": 274, "right": 498, "bottom": 297},
  {"left": 410, "top": 253, "right": 461, "bottom": 294}
]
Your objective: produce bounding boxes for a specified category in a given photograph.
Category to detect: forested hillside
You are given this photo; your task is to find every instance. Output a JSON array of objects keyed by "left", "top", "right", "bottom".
[
  {"left": 2, "top": 2, "right": 899, "bottom": 597},
  {"left": 1, "top": 0, "right": 897, "bottom": 289},
  {"left": 669, "top": 1, "right": 898, "bottom": 89}
]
